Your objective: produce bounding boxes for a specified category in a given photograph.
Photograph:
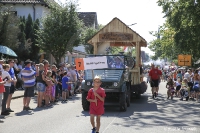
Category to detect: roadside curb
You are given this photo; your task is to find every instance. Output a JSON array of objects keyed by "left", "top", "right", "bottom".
[
  {"left": 12, "top": 93, "right": 38, "bottom": 100},
  {"left": 12, "top": 95, "right": 24, "bottom": 100}
]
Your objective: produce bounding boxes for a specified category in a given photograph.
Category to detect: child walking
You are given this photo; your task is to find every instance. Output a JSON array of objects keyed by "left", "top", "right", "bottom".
[
  {"left": 87, "top": 75, "right": 106, "bottom": 133},
  {"left": 166, "top": 78, "right": 175, "bottom": 99}
]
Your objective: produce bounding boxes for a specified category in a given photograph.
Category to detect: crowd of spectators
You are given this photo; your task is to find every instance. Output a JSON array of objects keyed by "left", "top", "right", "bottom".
[{"left": 0, "top": 58, "right": 84, "bottom": 122}]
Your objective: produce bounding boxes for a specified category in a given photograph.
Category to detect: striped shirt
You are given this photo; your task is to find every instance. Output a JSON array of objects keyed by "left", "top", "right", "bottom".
[{"left": 21, "top": 67, "right": 36, "bottom": 88}]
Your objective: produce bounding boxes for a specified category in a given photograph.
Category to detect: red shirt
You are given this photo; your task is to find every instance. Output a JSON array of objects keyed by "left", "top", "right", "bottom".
[
  {"left": 149, "top": 68, "right": 162, "bottom": 80},
  {"left": 87, "top": 87, "right": 106, "bottom": 115},
  {"left": 0, "top": 77, "right": 5, "bottom": 93}
]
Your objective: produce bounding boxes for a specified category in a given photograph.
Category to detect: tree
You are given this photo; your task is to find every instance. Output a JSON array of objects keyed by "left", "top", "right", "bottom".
[
  {"left": 30, "top": 19, "right": 40, "bottom": 62},
  {"left": 14, "top": 15, "right": 33, "bottom": 61},
  {"left": 37, "top": 1, "right": 84, "bottom": 64},
  {"left": 0, "top": 4, "right": 19, "bottom": 49},
  {"left": 83, "top": 24, "right": 104, "bottom": 54},
  {"left": 157, "top": 0, "right": 200, "bottom": 63}
]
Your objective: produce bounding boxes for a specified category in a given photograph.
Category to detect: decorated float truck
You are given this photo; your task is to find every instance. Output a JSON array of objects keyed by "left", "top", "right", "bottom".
[{"left": 81, "top": 17, "right": 147, "bottom": 111}]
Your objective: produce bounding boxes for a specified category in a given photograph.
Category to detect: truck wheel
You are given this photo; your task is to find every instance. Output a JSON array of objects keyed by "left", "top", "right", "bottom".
[
  {"left": 120, "top": 91, "right": 127, "bottom": 112},
  {"left": 136, "top": 93, "right": 141, "bottom": 99},
  {"left": 126, "top": 90, "right": 131, "bottom": 107},
  {"left": 82, "top": 91, "right": 90, "bottom": 111}
]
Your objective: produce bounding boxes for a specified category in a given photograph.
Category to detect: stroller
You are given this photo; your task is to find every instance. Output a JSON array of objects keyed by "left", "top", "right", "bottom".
[{"left": 180, "top": 87, "right": 189, "bottom": 101}]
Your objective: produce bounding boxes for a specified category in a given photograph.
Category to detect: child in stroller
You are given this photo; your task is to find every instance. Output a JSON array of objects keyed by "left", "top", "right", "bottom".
[
  {"left": 166, "top": 78, "right": 175, "bottom": 99},
  {"left": 180, "top": 78, "right": 189, "bottom": 101}
]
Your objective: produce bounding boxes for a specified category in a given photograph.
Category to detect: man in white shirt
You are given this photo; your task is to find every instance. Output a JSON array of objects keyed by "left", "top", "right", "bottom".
[
  {"left": 184, "top": 70, "right": 191, "bottom": 82},
  {"left": 0, "top": 59, "right": 5, "bottom": 72}
]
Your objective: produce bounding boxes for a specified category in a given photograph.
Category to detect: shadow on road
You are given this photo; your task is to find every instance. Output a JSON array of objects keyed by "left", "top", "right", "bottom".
[
  {"left": 109, "top": 92, "right": 200, "bottom": 130},
  {"left": 15, "top": 111, "right": 34, "bottom": 116}
]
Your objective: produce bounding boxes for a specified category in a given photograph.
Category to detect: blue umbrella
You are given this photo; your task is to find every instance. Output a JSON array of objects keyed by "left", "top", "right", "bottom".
[{"left": 0, "top": 45, "right": 17, "bottom": 57}]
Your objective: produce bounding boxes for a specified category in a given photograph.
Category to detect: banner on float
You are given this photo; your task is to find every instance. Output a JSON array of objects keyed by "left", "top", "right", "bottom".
[{"left": 75, "top": 56, "right": 108, "bottom": 70}]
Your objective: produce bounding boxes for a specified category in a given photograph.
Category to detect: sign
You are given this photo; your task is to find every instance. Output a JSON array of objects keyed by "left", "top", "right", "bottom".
[
  {"left": 178, "top": 55, "right": 191, "bottom": 66},
  {"left": 75, "top": 56, "right": 108, "bottom": 70},
  {"left": 99, "top": 32, "right": 133, "bottom": 42},
  {"left": 75, "top": 58, "right": 84, "bottom": 70}
]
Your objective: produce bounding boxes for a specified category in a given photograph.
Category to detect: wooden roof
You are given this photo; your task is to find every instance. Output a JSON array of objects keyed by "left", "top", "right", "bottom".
[{"left": 88, "top": 17, "right": 147, "bottom": 47}]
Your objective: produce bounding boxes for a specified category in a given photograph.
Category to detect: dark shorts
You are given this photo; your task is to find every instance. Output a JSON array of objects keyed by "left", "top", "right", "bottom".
[
  {"left": 62, "top": 88, "right": 68, "bottom": 92},
  {"left": 150, "top": 79, "right": 159, "bottom": 87},
  {"left": 24, "top": 87, "right": 35, "bottom": 97},
  {"left": 9, "top": 85, "right": 15, "bottom": 94},
  {"left": 176, "top": 85, "right": 181, "bottom": 91}
]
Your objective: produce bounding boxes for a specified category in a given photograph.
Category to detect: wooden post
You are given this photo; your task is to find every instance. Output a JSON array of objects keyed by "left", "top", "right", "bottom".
[
  {"left": 92, "top": 69, "right": 97, "bottom": 106},
  {"left": 136, "top": 41, "right": 140, "bottom": 84},
  {"left": 93, "top": 42, "right": 97, "bottom": 54}
]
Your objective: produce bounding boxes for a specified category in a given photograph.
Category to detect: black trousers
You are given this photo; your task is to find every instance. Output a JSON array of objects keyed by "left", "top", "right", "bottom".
[{"left": 1, "top": 86, "right": 10, "bottom": 113}]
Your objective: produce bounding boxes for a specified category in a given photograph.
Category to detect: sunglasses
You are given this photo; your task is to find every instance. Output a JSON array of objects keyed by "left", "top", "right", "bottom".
[{"left": 94, "top": 81, "right": 101, "bottom": 83}]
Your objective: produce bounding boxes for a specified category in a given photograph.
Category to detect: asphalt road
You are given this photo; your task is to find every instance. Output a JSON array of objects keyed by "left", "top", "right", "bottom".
[{"left": 0, "top": 80, "right": 200, "bottom": 133}]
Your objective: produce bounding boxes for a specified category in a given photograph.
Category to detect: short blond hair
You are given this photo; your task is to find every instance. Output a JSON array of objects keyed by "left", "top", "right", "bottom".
[
  {"left": 47, "top": 70, "right": 52, "bottom": 76},
  {"left": 93, "top": 75, "right": 101, "bottom": 81}
]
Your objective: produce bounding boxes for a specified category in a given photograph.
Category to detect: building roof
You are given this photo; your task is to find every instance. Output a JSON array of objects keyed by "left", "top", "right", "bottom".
[
  {"left": 0, "top": 0, "right": 52, "bottom": 6},
  {"left": 78, "top": 12, "right": 98, "bottom": 29}
]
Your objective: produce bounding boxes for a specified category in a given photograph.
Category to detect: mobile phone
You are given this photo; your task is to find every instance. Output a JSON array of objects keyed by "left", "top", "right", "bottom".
[{"left": 3, "top": 77, "right": 8, "bottom": 81}]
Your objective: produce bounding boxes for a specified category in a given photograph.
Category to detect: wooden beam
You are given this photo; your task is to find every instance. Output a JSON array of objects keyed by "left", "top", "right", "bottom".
[
  {"left": 110, "top": 42, "right": 136, "bottom": 47},
  {"left": 93, "top": 42, "right": 97, "bottom": 54}
]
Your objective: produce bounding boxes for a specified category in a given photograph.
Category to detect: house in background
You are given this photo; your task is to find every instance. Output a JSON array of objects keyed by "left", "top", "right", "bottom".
[
  {"left": 0, "top": 0, "right": 51, "bottom": 21},
  {"left": 0, "top": 1, "right": 99, "bottom": 64}
]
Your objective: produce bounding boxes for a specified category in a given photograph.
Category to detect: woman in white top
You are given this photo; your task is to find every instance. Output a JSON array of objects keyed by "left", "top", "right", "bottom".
[{"left": 1, "top": 64, "right": 12, "bottom": 116}]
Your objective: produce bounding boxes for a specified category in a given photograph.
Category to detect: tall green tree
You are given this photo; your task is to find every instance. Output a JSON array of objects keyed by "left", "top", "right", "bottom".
[
  {"left": 83, "top": 24, "right": 104, "bottom": 54},
  {"left": 0, "top": 4, "right": 19, "bottom": 49},
  {"left": 30, "top": 19, "right": 40, "bottom": 62},
  {"left": 156, "top": 0, "right": 200, "bottom": 63},
  {"left": 37, "top": 1, "right": 84, "bottom": 64},
  {"left": 14, "top": 15, "right": 33, "bottom": 61}
]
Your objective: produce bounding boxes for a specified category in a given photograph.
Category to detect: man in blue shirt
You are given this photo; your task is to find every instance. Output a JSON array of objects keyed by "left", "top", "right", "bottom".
[{"left": 6, "top": 59, "right": 17, "bottom": 113}]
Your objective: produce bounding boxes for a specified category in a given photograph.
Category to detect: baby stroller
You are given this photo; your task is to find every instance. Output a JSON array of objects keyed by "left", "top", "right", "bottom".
[{"left": 180, "top": 87, "right": 189, "bottom": 101}]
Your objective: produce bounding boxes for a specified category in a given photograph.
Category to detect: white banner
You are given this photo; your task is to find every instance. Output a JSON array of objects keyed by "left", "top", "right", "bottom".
[{"left": 83, "top": 56, "right": 108, "bottom": 70}]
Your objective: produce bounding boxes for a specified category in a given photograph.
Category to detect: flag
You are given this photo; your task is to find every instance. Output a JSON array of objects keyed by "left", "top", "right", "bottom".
[{"left": 124, "top": 46, "right": 128, "bottom": 52}]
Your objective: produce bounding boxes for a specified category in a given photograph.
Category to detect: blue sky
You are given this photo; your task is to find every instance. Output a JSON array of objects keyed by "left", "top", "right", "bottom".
[{"left": 58, "top": 0, "right": 166, "bottom": 55}]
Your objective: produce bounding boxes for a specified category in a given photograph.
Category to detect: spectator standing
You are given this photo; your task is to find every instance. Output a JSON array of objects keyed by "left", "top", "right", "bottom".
[
  {"left": 6, "top": 59, "right": 17, "bottom": 112},
  {"left": 1, "top": 64, "right": 11, "bottom": 116},
  {"left": 51, "top": 65, "right": 57, "bottom": 102},
  {"left": 36, "top": 63, "right": 46, "bottom": 107},
  {"left": 0, "top": 70, "right": 6, "bottom": 122},
  {"left": 56, "top": 70, "right": 62, "bottom": 100},
  {"left": 43, "top": 60, "right": 49, "bottom": 75},
  {"left": 21, "top": 59, "right": 38, "bottom": 110},
  {"left": 44, "top": 70, "right": 54, "bottom": 106},
  {"left": 70, "top": 65, "right": 77, "bottom": 94},
  {"left": 62, "top": 71, "right": 69, "bottom": 102},
  {"left": 0, "top": 59, "right": 5, "bottom": 72}
]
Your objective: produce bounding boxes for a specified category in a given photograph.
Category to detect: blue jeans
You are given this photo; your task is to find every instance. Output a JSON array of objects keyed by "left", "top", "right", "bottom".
[{"left": 36, "top": 82, "right": 45, "bottom": 92}]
